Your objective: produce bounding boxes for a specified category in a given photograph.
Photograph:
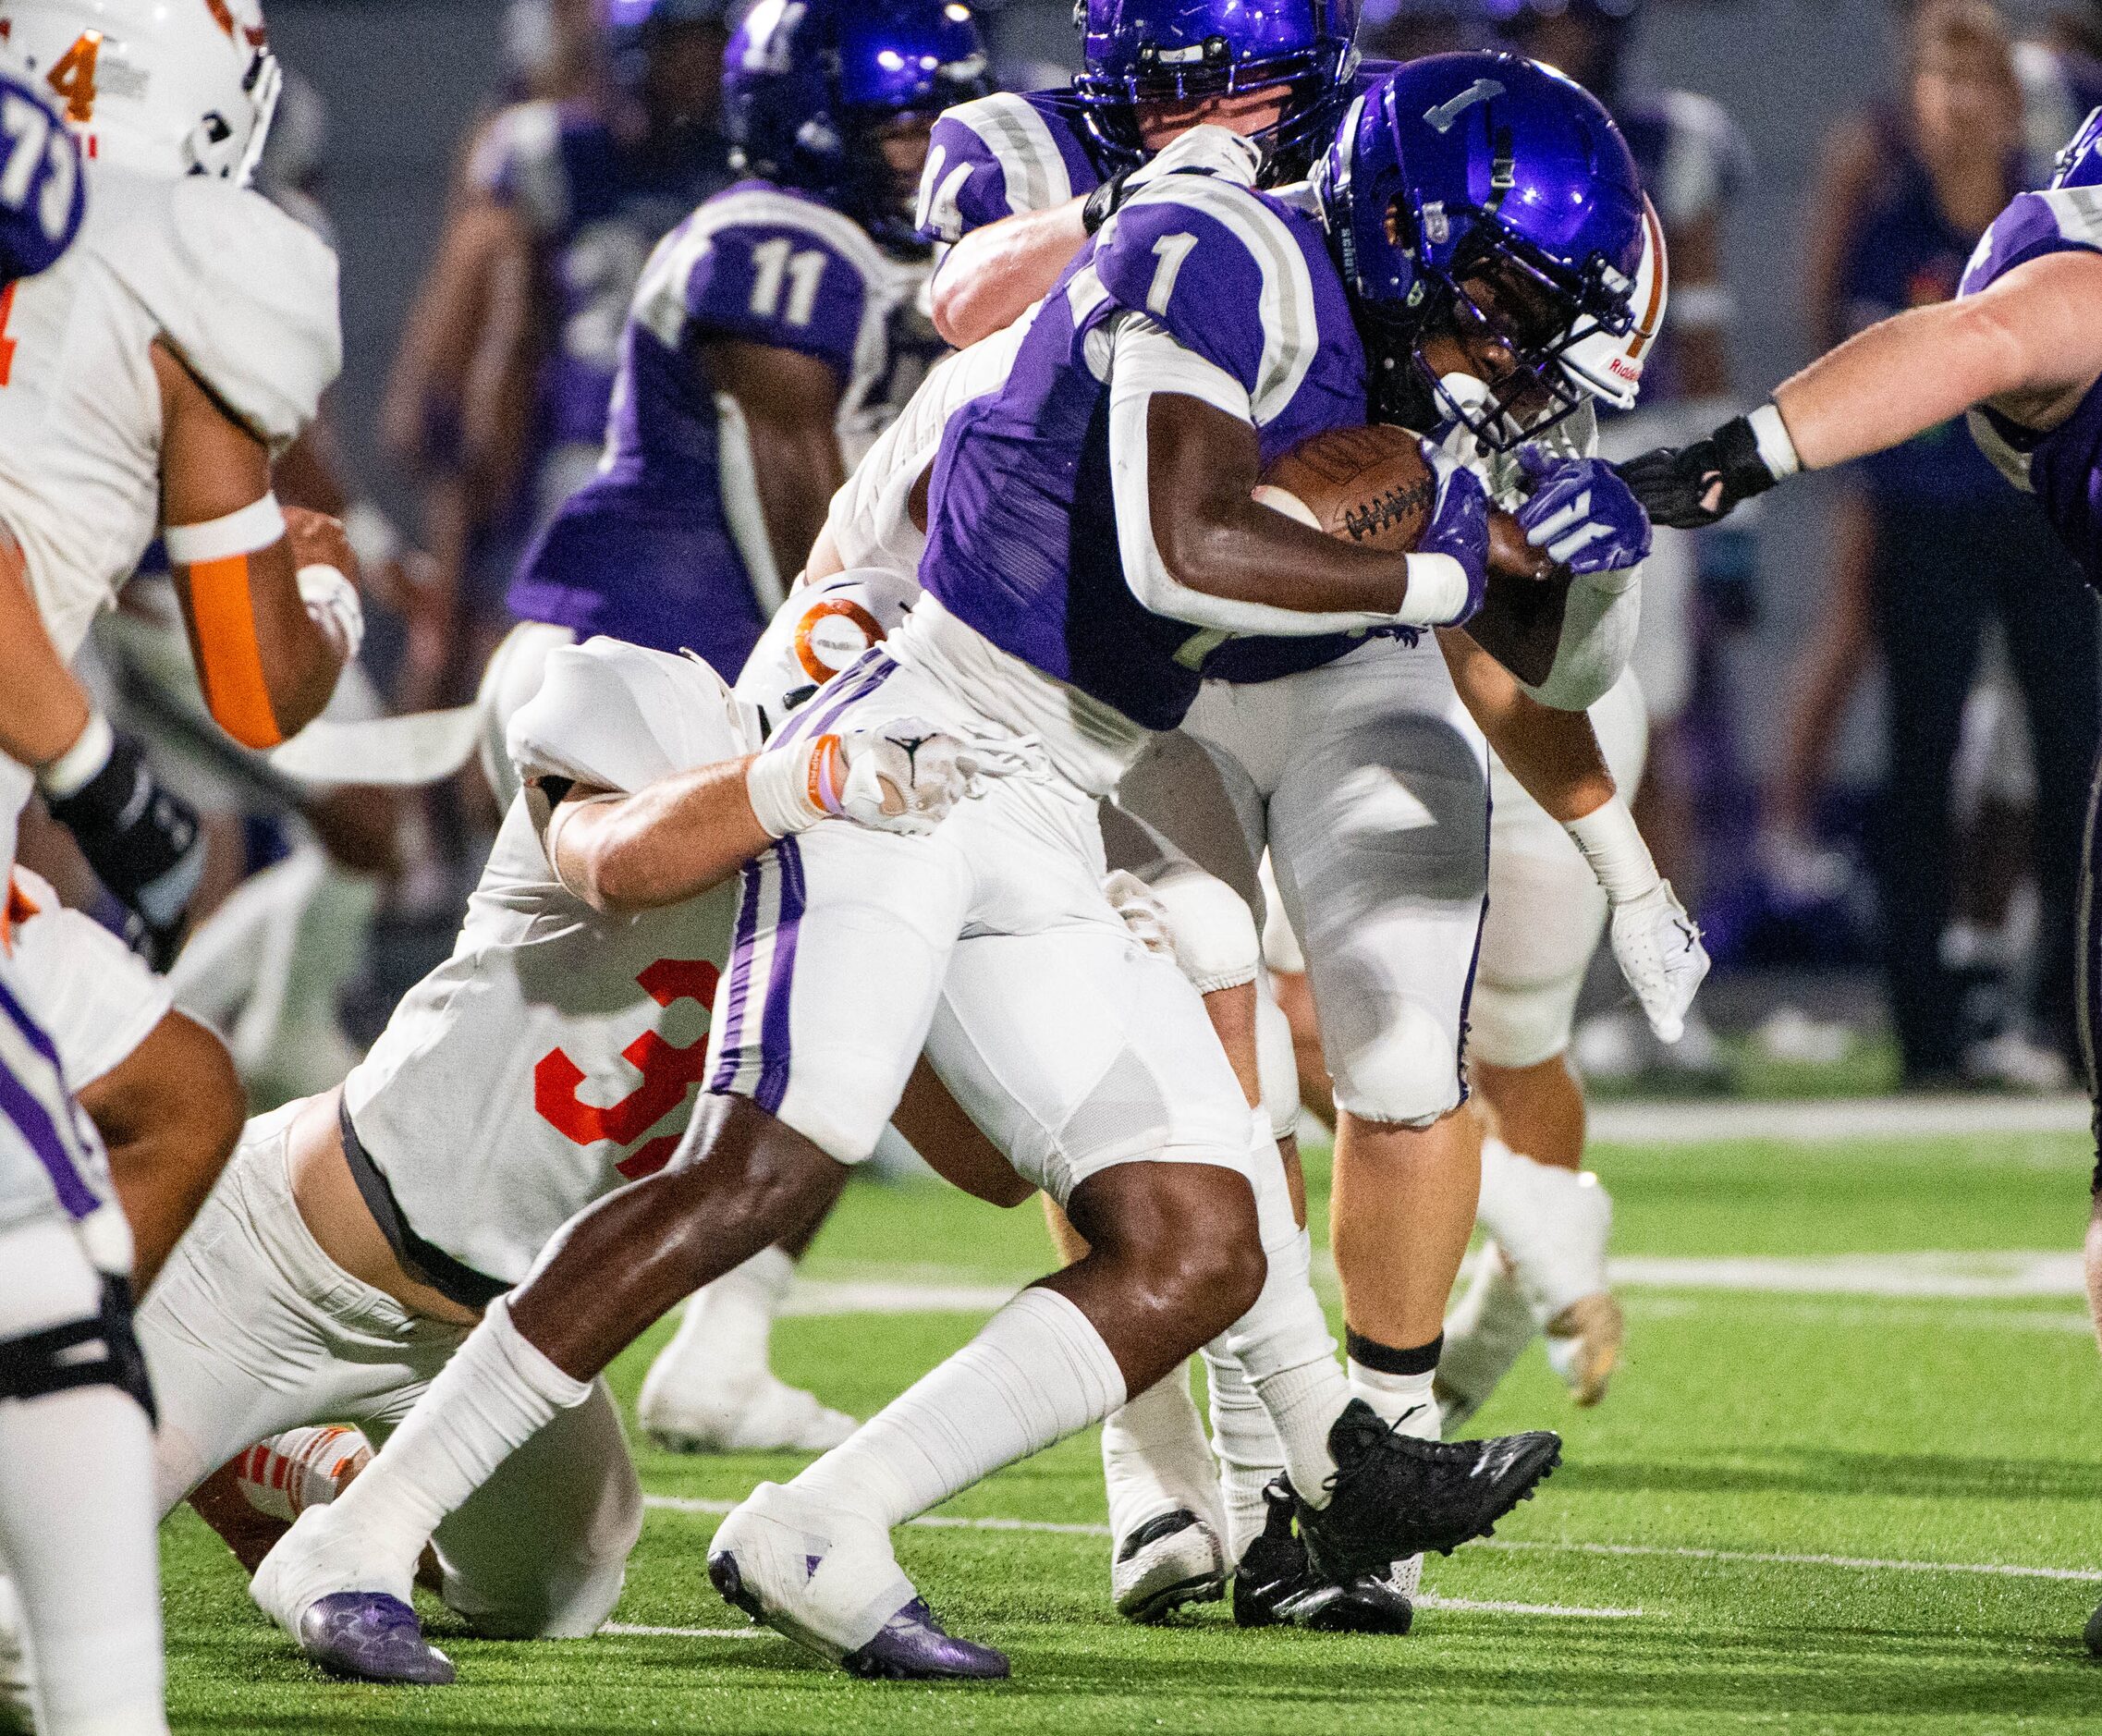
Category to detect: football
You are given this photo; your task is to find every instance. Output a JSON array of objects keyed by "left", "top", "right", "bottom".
[{"left": 1256, "top": 423, "right": 1436, "bottom": 551}]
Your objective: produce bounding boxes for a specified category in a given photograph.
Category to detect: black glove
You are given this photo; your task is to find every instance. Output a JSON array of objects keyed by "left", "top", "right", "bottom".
[
  {"left": 1080, "top": 167, "right": 1132, "bottom": 236},
  {"left": 43, "top": 728, "right": 205, "bottom": 969},
  {"left": 1617, "top": 414, "right": 1783, "bottom": 530}
]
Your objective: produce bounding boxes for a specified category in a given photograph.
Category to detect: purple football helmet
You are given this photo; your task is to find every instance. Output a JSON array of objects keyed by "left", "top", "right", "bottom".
[
  {"left": 725, "top": 0, "right": 990, "bottom": 249},
  {"left": 1318, "top": 52, "right": 1657, "bottom": 445},
  {"left": 1072, "top": 0, "right": 1362, "bottom": 177},
  {"left": 2054, "top": 104, "right": 2102, "bottom": 190}
]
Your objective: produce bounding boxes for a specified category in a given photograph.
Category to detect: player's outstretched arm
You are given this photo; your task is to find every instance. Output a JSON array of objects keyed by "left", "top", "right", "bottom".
[
  {"left": 538, "top": 759, "right": 772, "bottom": 914},
  {"left": 156, "top": 344, "right": 357, "bottom": 749},
  {"left": 1439, "top": 630, "right": 1617, "bottom": 823},
  {"left": 929, "top": 199, "right": 1089, "bottom": 347},
  {"left": 704, "top": 339, "right": 848, "bottom": 589},
  {"left": 0, "top": 533, "right": 97, "bottom": 772},
  {"left": 1626, "top": 251, "right": 2102, "bottom": 526}
]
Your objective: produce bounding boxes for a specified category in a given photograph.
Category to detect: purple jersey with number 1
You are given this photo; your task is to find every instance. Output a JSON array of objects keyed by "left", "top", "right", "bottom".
[
  {"left": 1960, "top": 185, "right": 2102, "bottom": 587},
  {"left": 507, "top": 180, "right": 942, "bottom": 669},
  {"left": 920, "top": 173, "right": 1370, "bottom": 729}
]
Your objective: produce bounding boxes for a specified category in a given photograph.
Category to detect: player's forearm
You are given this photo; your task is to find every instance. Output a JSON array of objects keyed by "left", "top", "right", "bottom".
[
  {"left": 550, "top": 759, "right": 772, "bottom": 913},
  {"left": 1443, "top": 630, "right": 1616, "bottom": 823},
  {"left": 175, "top": 536, "right": 351, "bottom": 749},
  {"left": 930, "top": 202, "right": 1087, "bottom": 347},
  {"left": 0, "top": 548, "right": 93, "bottom": 769},
  {"left": 752, "top": 426, "right": 843, "bottom": 584}
]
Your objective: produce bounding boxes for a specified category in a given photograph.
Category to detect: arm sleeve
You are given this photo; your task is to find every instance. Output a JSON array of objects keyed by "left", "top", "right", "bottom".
[
  {"left": 1518, "top": 563, "right": 1644, "bottom": 713},
  {"left": 916, "top": 93, "right": 1087, "bottom": 242},
  {"left": 1106, "top": 315, "right": 1399, "bottom": 637},
  {"left": 507, "top": 639, "right": 749, "bottom": 792}
]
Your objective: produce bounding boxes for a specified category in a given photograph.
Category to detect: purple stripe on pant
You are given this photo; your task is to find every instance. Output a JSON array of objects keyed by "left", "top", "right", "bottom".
[
  {"left": 708, "top": 857, "right": 768, "bottom": 1095},
  {"left": 0, "top": 980, "right": 99, "bottom": 1220},
  {"left": 754, "top": 835, "right": 806, "bottom": 1115}
]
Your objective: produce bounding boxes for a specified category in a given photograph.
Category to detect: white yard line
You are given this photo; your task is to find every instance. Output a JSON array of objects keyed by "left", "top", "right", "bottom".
[
  {"left": 601, "top": 1622, "right": 764, "bottom": 1640},
  {"left": 1589, "top": 1094, "right": 2091, "bottom": 1145},
  {"left": 1414, "top": 1595, "right": 1643, "bottom": 1619},
  {"left": 642, "top": 1496, "right": 2100, "bottom": 1584}
]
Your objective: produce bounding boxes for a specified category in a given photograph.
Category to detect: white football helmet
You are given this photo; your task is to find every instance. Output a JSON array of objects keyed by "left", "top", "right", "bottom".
[
  {"left": 0, "top": 0, "right": 281, "bottom": 183},
  {"left": 1559, "top": 193, "right": 1668, "bottom": 412}
]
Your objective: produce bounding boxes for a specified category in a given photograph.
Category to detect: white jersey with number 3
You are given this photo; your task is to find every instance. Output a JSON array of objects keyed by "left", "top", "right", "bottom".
[
  {"left": 0, "top": 163, "right": 339, "bottom": 659},
  {"left": 341, "top": 640, "right": 747, "bottom": 1288}
]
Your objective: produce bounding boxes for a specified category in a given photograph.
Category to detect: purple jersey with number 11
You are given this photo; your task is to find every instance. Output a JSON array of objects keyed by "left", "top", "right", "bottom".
[
  {"left": 1961, "top": 184, "right": 2102, "bottom": 586},
  {"left": 919, "top": 173, "right": 1368, "bottom": 728}
]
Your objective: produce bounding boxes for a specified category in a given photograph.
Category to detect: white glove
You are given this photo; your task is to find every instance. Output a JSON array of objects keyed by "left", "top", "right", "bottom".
[
  {"left": 1607, "top": 879, "right": 1710, "bottom": 1045},
  {"left": 746, "top": 715, "right": 972, "bottom": 839},
  {"left": 1103, "top": 869, "right": 1177, "bottom": 961},
  {"left": 1130, "top": 122, "right": 1262, "bottom": 189}
]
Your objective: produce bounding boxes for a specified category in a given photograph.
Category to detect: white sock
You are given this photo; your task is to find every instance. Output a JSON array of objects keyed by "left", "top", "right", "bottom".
[
  {"left": 1474, "top": 1137, "right": 1613, "bottom": 1323},
  {"left": 324, "top": 1294, "right": 589, "bottom": 1569},
  {"left": 1439, "top": 1244, "right": 1537, "bottom": 1415},
  {"left": 1346, "top": 1360, "right": 1439, "bottom": 1436},
  {"left": 1200, "top": 1342, "right": 1285, "bottom": 1562},
  {"left": 650, "top": 1245, "right": 793, "bottom": 1395},
  {"left": 0, "top": 1219, "right": 168, "bottom": 1736},
  {"left": 792, "top": 1286, "right": 1124, "bottom": 1531},
  {"left": 1100, "top": 1361, "right": 1219, "bottom": 1544},
  {"left": 236, "top": 1425, "right": 373, "bottom": 1522}
]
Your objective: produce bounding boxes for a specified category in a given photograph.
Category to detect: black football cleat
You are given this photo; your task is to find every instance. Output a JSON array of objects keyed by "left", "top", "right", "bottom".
[
  {"left": 1297, "top": 1400, "right": 1561, "bottom": 1583},
  {"left": 1232, "top": 1480, "right": 1413, "bottom": 1634}
]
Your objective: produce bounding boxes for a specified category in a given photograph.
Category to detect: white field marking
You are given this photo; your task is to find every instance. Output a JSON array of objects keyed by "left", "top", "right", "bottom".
[
  {"left": 1621, "top": 1294, "right": 2094, "bottom": 1334},
  {"left": 1414, "top": 1594, "right": 1643, "bottom": 1619},
  {"left": 601, "top": 1622, "right": 764, "bottom": 1640},
  {"left": 1605, "top": 1250, "right": 2085, "bottom": 1299},
  {"left": 1588, "top": 1094, "right": 2090, "bottom": 1145},
  {"left": 641, "top": 1498, "right": 2101, "bottom": 1583},
  {"left": 781, "top": 1278, "right": 1018, "bottom": 1317}
]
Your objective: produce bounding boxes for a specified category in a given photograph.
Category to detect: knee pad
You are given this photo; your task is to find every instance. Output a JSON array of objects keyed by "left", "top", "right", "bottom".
[
  {"left": 1149, "top": 868, "right": 1260, "bottom": 996},
  {"left": 0, "top": 1275, "right": 155, "bottom": 1424},
  {"left": 1254, "top": 982, "right": 1300, "bottom": 1143},
  {"left": 1466, "top": 976, "right": 1582, "bottom": 1073},
  {"left": 1329, "top": 1000, "right": 1462, "bottom": 1127}
]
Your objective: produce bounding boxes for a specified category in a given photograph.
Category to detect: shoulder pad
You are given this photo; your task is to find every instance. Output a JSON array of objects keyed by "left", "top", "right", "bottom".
[
  {"left": 634, "top": 184, "right": 880, "bottom": 375},
  {"left": 1094, "top": 177, "right": 1320, "bottom": 420},
  {"left": 918, "top": 92, "right": 1091, "bottom": 241},
  {"left": 1651, "top": 91, "right": 1751, "bottom": 229},
  {"left": 145, "top": 178, "right": 340, "bottom": 453},
  {"left": 467, "top": 100, "right": 570, "bottom": 236},
  {"left": 507, "top": 638, "right": 749, "bottom": 792}
]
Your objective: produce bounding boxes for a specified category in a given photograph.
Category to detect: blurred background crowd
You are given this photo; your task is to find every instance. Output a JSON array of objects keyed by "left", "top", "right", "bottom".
[{"left": 57, "top": 0, "right": 2102, "bottom": 1106}]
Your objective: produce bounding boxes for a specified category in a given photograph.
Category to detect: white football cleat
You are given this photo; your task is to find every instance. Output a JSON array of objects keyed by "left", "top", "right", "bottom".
[
  {"left": 1474, "top": 1141, "right": 1623, "bottom": 1409},
  {"left": 708, "top": 1483, "right": 1008, "bottom": 1680},
  {"left": 1543, "top": 1291, "right": 1625, "bottom": 1409},
  {"left": 1111, "top": 1508, "right": 1227, "bottom": 1623},
  {"left": 639, "top": 1368, "right": 857, "bottom": 1454}
]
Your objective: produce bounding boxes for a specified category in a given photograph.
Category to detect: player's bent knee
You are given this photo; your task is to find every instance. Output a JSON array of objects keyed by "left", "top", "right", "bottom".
[
  {"left": 1254, "top": 987, "right": 1301, "bottom": 1141},
  {"left": 1465, "top": 977, "right": 1581, "bottom": 1074},
  {"left": 1330, "top": 1001, "right": 1462, "bottom": 1126},
  {"left": 1151, "top": 870, "right": 1261, "bottom": 995}
]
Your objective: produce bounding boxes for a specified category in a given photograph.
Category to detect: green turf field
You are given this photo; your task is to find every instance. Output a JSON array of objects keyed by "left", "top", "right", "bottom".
[{"left": 162, "top": 1117, "right": 2102, "bottom": 1733}]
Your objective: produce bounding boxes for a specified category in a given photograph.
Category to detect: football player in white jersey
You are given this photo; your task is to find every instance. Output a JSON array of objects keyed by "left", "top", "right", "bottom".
[
  {"left": 0, "top": 0, "right": 355, "bottom": 902},
  {"left": 134, "top": 624, "right": 975, "bottom": 1685}
]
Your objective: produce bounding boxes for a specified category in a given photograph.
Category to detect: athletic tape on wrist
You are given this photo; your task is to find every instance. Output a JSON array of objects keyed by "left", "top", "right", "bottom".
[
  {"left": 1565, "top": 796, "right": 1662, "bottom": 904},
  {"left": 163, "top": 494, "right": 287, "bottom": 566},
  {"left": 745, "top": 738, "right": 832, "bottom": 837},
  {"left": 1396, "top": 553, "right": 1471, "bottom": 627},
  {"left": 1747, "top": 402, "right": 1802, "bottom": 479},
  {"left": 36, "top": 709, "right": 113, "bottom": 798}
]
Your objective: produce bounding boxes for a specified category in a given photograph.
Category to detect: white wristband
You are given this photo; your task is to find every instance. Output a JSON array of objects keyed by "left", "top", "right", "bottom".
[
  {"left": 1747, "top": 401, "right": 1802, "bottom": 480},
  {"left": 164, "top": 494, "right": 287, "bottom": 565},
  {"left": 745, "top": 740, "right": 826, "bottom": 838},
  {"left": 297, "top": 563, "right": 364, "bottom": 661},
  {"left": 36, "top": 709, "right": 114, "bottom": 798},
  {"left": 1565, "top": 795, "right": 1662, "bottom": 904},
  {"left": 1395, "top": 552, "right": 1472, "bottom": 628}
]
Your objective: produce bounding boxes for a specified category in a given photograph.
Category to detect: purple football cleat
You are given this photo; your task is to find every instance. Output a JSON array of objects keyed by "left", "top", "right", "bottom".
[
  {"left": 296, "top": 1592, "right": 455, "bottom": 1685},
  {"left": 841, "top": 1598, "right": 1010, "bottom": 1681}
]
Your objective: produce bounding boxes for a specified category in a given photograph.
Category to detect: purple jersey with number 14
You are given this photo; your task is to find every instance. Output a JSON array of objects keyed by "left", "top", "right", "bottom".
[
  {"left": 1961, "top": 185, "right": 2102, "bottom": 586},
  {"left": 920, "top": 173, "right": 1369, "bottom": 728}
]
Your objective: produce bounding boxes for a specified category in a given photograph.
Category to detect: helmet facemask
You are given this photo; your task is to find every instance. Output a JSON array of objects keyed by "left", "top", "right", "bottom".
[{"left": 1077, "top": 49, "right": 1349, "bottom": 180}]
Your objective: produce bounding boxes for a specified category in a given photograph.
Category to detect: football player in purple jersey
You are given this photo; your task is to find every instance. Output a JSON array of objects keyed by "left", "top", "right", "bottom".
[
  {"left": 1618, "top": 105, "right": 2102, "bottom": 1652},
  {"left": 244, "top": 63, "right": 1619, "bottom": 1683},
  {"left": 918, "top": 0, "right": 1369, "bottom": 347}
]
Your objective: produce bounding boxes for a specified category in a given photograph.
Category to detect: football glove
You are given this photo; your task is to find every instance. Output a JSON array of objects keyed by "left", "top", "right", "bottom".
[
  {"left": 42, "top": 723, "right": 205, "bottom": 970},
  {"left": 1515, "top": 450, "right": 1653, "bottom": 574},
  {"left": 1406, "top": 443, "right": 1492, "bottom": 627},
  {"left": 1618, "top": 406, "right": 1798, "bottom": 530},
  {"left": 1607, "top": 880, "right": 1710, "bottom": 1045},
  {"left": 1102, "top": 869, "right": 1178, "bottom": 962}
]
